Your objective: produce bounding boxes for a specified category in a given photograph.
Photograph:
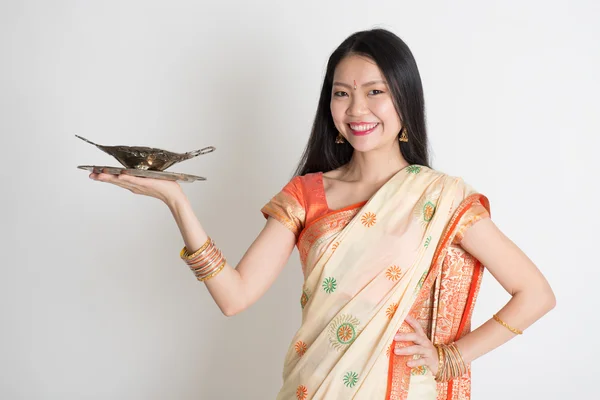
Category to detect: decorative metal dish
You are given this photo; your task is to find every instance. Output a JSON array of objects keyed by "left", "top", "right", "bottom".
[
  {"left": 75, "top": 135, "right": 215, "bottom": 182},
  {"left": 77, "top": 165, "right": 206, "bottom": 182}
]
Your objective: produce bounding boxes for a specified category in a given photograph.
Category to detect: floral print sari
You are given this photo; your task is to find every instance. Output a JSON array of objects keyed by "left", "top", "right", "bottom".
[{"left": 261, "top": 165, "right": 490, "bottom": 399}]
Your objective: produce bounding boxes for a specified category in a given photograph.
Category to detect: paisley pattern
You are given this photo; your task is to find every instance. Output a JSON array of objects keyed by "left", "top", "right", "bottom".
[{"left": 300, "top": 287, "right": 310, "bottom": 310}]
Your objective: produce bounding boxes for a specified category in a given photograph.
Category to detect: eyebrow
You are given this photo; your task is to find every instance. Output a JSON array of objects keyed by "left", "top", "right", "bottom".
[{"left": 332, "top": 80, "right": 387, "bottom": 88}]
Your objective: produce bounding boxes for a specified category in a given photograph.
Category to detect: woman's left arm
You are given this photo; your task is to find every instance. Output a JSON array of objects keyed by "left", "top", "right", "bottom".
[{"left": 453, "top": 217, "right": 556, "bottom": 363}]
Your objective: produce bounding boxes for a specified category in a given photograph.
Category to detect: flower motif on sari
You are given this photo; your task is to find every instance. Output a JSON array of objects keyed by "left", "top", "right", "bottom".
[
  {"left": 294, "top": 340, "right": 307, "bottom": 357},
  {"left": 386, "top": 265, "right": 402, "bottom": 281},
  {"left": 406, "top": 165, "right": 421, "bottom": 174},
  {"left": 414, "top": 191, "right": 440, "bottom": 226},
  {"left": 322, "top": 277, "right": 337, "bottom": 293},
  {"left": 300, "top": 287, "right": 311, "bottom": 309},
  {"left": 328, "top": 314, "right": 361, "bottom": 351},
  {"left": 343, "top": 371, "right": 359, "bottom": 388},
  {"left": 386, "top": 302, "right": 399, "bottom": 320},
  {"left": 360, "top": 212, "right": 377, "bottom": 227},
  {"left": 410, "top": 365, "right": 428, "bottom": 376},
  {"left": 424, "top": 235, "right": 432, "bottom": 248},
  {"left": 296, "top": 385, "right": 308, "bottom": 400},
  {"left": 423, "top": 201, "right": 436, "bottom": 222}
]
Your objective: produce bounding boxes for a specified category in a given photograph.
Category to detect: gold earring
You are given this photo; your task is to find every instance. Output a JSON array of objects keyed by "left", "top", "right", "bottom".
[
  {"left": 399, "top": 127, "right": 408, "bottom": 142},
  {"left": 335, "top": 133, "right": 345, "bottom": 144}
]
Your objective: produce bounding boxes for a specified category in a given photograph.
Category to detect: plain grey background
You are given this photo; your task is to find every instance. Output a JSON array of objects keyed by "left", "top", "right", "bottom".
[{"left": 1, "top": 0, "right": 598, "bottom": 398}]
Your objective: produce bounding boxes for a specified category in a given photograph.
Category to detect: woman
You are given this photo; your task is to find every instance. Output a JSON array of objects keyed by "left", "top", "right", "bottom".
[{"left": 89, "top": 29, "right": 555, "bottom": 399}]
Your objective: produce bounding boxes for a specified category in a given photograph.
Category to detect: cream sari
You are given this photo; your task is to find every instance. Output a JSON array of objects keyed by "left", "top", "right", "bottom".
[{"left": 263, "top": 165, "right": 490, "bottom": 400}]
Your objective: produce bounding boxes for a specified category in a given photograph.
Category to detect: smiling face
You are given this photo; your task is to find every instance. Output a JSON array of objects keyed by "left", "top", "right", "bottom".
[{"left": 330, "top": 54, "right": 403, "bottom": 153}]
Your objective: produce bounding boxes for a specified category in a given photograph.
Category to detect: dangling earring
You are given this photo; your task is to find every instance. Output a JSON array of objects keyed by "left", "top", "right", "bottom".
[
  {"left": 335, "top": 133, "right": 345, "bottom": 144},
  {"left": 398, "top": 127, "right": 409, "bottom": 142}
]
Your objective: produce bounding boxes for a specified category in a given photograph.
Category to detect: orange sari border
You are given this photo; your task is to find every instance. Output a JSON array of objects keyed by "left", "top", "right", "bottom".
[
  {"left": 297, "top": 202, "right": 365, "bottom": 267},
  {"left": 386, "top": 193, "right": 490, "bottom": 400}
]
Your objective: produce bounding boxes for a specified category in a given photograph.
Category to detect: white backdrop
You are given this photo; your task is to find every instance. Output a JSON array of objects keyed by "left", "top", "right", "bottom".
[{"left": 1, "top": 0, "right": 598, "bottom": 399}]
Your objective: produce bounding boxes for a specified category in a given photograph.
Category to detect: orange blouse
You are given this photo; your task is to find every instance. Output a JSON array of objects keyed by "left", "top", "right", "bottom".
[{"left": 262, "top": 172, "right": 490, "bottom": 244}]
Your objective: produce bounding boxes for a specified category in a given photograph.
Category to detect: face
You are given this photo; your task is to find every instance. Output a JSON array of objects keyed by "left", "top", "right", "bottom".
[{"left": 330, "top": 54, "right": 402, "bottom": 153}]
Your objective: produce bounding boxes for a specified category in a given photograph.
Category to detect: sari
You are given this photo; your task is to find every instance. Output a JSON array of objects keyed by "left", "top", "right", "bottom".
[{"left": 261, "top": 165, "right": 490, "bottom": 400}]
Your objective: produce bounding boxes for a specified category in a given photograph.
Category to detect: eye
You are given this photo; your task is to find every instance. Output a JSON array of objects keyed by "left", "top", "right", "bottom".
[
  {"left": 333, "top": 91, "right": 349, "bottom": 97},
  {"left": 369, "top": 89, "right": 384, "bottom": 95}
]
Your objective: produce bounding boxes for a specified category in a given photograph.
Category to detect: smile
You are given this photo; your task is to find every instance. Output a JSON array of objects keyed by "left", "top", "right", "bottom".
[{"left": 348, "top": 122, "right": 379, "bottom": 136}]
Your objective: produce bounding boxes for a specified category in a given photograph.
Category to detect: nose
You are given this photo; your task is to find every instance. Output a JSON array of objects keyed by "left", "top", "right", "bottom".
[{"left": 346, "top": 93, "right": 369, "bottom": 117}]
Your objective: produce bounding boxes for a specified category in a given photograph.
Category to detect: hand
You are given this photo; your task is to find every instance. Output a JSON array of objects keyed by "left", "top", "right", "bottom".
[
  {"left": 89, "top": 169, "right": 184, "bottom": 205},
  {"left": 393, "top": 315, "right": 439, "bottom": 375}
]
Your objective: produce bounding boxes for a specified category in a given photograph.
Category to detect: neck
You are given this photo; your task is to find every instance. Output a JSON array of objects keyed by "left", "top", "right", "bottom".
[{"left": 342, "top": 142, "right": 409, "bottom": 184}]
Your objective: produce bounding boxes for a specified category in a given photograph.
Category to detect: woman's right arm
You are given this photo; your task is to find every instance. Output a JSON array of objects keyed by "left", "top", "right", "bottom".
[
  {"left": 90, "top": 171, "right": 297, "bottom": 317},
  {"left": 168, "top": 194, "right": 296, "bottom": 316}
]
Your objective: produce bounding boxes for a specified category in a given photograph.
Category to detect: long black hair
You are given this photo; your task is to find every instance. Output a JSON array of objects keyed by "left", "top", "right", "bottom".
[{"left": 294, "top": 29, "right": 430, "bottom": 176}]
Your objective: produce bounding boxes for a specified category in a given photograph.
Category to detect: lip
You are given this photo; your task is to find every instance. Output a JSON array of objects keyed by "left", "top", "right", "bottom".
[{"left": 348, "top": 122, "right": 379, "bottom": 136}]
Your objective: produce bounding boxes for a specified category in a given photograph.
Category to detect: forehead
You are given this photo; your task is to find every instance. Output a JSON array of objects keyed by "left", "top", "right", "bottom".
[{"left": 333, "top": 54, "right": 384, "bottom": 82}]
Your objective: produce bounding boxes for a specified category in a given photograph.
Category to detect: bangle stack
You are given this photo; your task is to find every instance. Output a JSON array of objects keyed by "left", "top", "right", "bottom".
[
  {"left": 434, "top": 343, "right": 468, "bottom": 382},
  {"left": 180, "top": 237, "right": 226, "bottom": 282}
]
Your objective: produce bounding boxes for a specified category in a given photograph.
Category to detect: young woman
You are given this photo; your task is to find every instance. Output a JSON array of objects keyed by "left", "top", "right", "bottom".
[{"left": 89, "top": 29, "right": 555, "bottom": 400}]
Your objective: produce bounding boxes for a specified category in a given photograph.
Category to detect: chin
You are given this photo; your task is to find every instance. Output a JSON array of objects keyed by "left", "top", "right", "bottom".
[
  {"left": 347, "top": 136, "right": 396, "bottom": 153},
  {"left": 349, "top": 142, "right": 378, "bottom": 153}
]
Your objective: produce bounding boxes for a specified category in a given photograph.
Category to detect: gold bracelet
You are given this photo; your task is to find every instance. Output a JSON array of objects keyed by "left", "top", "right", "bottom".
[
  {"left": 180, "top": 237, "right": 211, "bottom": 260},
  {"left": 434, "top": 343, "right": 467, "bottom": 382},
  {"left": 434, "top": 344, "right": 445, "bottom": 381},
  {"left": 492, "top": 314, "right": 523, "bottom": 335},
  {"left": 189, "top": 247, "right": 220, "bottom": 271},
  {"left": 194, "top": 253, "right": 224, "bottom": 277},
  {"left": 197, "top": 259, "right": 226, "bottom": 282}
]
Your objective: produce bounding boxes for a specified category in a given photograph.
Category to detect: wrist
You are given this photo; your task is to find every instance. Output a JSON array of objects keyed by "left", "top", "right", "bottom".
[{"left": 165, "top": 189, "right": 188, "bottom": 210}]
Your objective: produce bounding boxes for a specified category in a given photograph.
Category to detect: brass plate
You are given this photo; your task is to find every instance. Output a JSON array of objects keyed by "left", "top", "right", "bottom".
[{"left": 78, "top": 165, "right": 206, "bottom": 183}]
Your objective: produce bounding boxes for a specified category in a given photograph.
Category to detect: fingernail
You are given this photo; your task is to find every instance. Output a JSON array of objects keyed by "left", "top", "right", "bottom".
[
  {"left": 394, "top": 335, "right": 401, "bottom": 341},
  {"left": 394, "top": 349, "right": 401, "bottom": 355}
]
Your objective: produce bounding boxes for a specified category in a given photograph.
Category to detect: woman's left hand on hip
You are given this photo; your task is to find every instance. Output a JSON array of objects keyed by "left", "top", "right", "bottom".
[{"left": 393, "top": 314, "right": 439, "bottom": 375}]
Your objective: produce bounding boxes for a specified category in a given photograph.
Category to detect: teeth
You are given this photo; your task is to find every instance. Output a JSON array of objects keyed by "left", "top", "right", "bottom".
[{"left": 350, "top": 123, "right": 378, "bottom": 131}]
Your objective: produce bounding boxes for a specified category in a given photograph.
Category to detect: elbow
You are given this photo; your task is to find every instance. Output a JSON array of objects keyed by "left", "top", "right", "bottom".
[
  {"left": 222, "top": 307, "right": 240, "bottom": 317},
  {"left": 515, "top": 283, "right": 556, "bottom": 315},
  {"left": 544, "top": 288, "right": 557, "bottom": 312},
  {"left": 531, "top": 285, "right": 556, "bottom": 315},
  {"left": 220, "top": 302, "right": 248, "bottom": 317},
  {"left": 539, "top": 278, "right": 556, "bottom": 313}
]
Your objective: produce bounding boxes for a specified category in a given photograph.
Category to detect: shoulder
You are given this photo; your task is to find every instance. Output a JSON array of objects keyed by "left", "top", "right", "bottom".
[{"left": 420, "top": 167, "right": 475, "bottom": 195}]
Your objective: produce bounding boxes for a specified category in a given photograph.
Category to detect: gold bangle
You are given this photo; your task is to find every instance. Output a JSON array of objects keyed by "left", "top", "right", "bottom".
[
  {"left": 180, "top": 237, "right": 211, "bottom": 260},
  {"left": 197, "top": 259, "right": 226, "bottom": 282},
  {"left": 492, "top": 314, "right": 523, "bottom": 335},
  {"left": 189, "top": 247, "right": 220, "bottom": 270},
  {"left": 434, "top": 344, "right": 445, "bottom": 382},
  {"left": 194, "top": 254, "right": 225, "bottom": 277},
  {"left": 434, "top": 343, "right": 467, "bottom": 382},
  {"left": 448, "top": 343, "right": 467, "bottom": 376}
]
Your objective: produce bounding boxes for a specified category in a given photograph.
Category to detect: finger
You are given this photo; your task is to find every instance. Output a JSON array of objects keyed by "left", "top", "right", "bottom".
[
  {"left": 394, "top": 345, "right": 425, "bottom": 356},
  {"left": 95, "top": 173, "right": 140, "bottom": 192},
  {"left": 116, "top": 173, "right": 146, "bottom": 185},
  {"left": 394, "top": 333, "right": 420, "bottom": 343},
  {"left": 407, "top": 357, "right": 429, "bottom": 368},
  {"left": 404, "top": 315, "right": 426, "bottom": 337}
]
